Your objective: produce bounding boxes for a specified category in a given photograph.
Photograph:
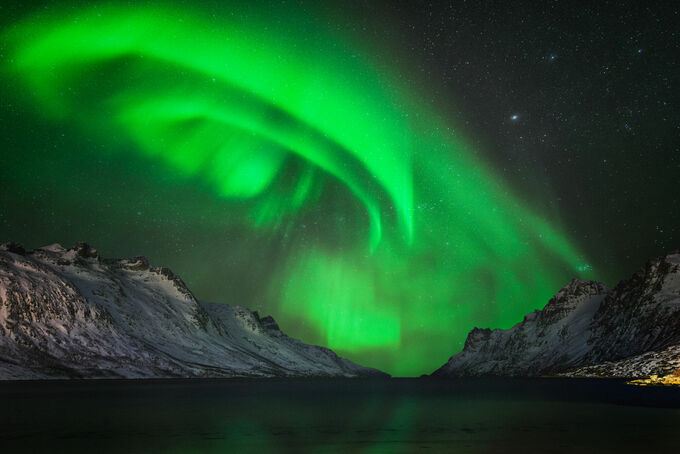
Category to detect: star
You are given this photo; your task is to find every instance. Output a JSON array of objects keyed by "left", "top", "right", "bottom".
[{"left": 510, "top": 114, "right": 519, "bottom": 121}]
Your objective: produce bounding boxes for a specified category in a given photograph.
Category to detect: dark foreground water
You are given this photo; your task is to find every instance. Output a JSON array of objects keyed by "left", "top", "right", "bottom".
[{"left": 1, "top": 378, "right": 679, "bottom": 453}]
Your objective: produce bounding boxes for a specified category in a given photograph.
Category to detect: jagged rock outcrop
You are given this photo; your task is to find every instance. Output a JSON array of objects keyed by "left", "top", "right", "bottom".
[
  {"left": 0, "top": 242, "right": 387, "bottom": 379},
  {"left": 433, "top": 250, "right": 680, "bottom": 378}
]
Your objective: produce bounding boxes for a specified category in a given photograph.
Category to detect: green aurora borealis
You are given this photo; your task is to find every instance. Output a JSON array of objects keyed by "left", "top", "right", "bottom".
[{"left": 1, "top": 2, "right": 595, "bottom": 376}]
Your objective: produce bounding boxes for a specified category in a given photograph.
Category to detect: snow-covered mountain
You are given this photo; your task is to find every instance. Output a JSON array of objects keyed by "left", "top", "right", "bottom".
[
  {"left": 433, "top": 250, "right": 680, "bottom": 378},
  {"left": 0, "top": 242, "right": 387, "bottom": 379}
]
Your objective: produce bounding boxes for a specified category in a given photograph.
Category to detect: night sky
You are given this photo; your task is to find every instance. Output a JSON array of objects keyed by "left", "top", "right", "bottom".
[{"left": 1, "top": 1, "right": 677, "bottom": 376}]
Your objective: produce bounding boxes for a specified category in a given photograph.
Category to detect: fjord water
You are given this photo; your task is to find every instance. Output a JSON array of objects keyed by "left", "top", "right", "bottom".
[{"left": 1, "top": 379, "right": 678, "bottom": 453}]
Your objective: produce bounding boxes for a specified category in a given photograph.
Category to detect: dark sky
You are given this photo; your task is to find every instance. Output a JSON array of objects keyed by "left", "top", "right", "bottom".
[
  {"left": 0, "top": 0, "right": 677, "bottom": 375},
  {"left": 352, "top": 0, "right": 679, "bottom": 281}
]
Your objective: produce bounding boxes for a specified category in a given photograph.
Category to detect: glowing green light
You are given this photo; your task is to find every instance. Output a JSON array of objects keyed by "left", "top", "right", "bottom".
[
  {"left": 280, "top": 251, "right": 401, "bottom": 351},
  {"left": 2, "top": 3, "right": 593, "bottom": 376}
]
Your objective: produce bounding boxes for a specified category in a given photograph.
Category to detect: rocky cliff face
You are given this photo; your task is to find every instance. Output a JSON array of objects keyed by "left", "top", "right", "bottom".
[
  {"left": 433, "top": 251, "right": 680, "bottom": 378},
  {"left": 0, "top": 242, "right": 386, "bottom": 379}
]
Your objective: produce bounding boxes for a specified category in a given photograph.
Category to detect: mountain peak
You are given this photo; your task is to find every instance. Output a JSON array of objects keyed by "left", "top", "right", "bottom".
[
  {"left": 552, "top": 278, "right": 609, "bottom": 301},
  {"left": 69, "top": 242, "right": 99, "bottom": 259},
  {"left": 462, "top": 327, "right": 493, "bottom": 350},
  {"left": 38, "top": 243, "right": 66, "bottom": 253},
  {"left": 0, "top": 242, "right": 25, "bottom": 255},
  {"left": 539, "top": 279, "right": 609, "bottom": 324}
]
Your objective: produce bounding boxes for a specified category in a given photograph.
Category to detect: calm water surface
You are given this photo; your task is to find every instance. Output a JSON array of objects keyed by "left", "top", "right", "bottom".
[{"left": 1, "top": 378, "right": 679, "bottom": 453}]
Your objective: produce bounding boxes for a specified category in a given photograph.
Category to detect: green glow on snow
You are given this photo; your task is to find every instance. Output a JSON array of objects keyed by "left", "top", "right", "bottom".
[{"left": 2, "top": 3, "right": 593, "bottom": 376}]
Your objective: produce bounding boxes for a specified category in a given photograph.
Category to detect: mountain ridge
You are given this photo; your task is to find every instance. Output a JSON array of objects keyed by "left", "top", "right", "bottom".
[
  {"left": 0, "top": 241, "right": 387, "bottom": 379},
  {"left": 433, "top": 250, "right": 680, "bottom": 378}
]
